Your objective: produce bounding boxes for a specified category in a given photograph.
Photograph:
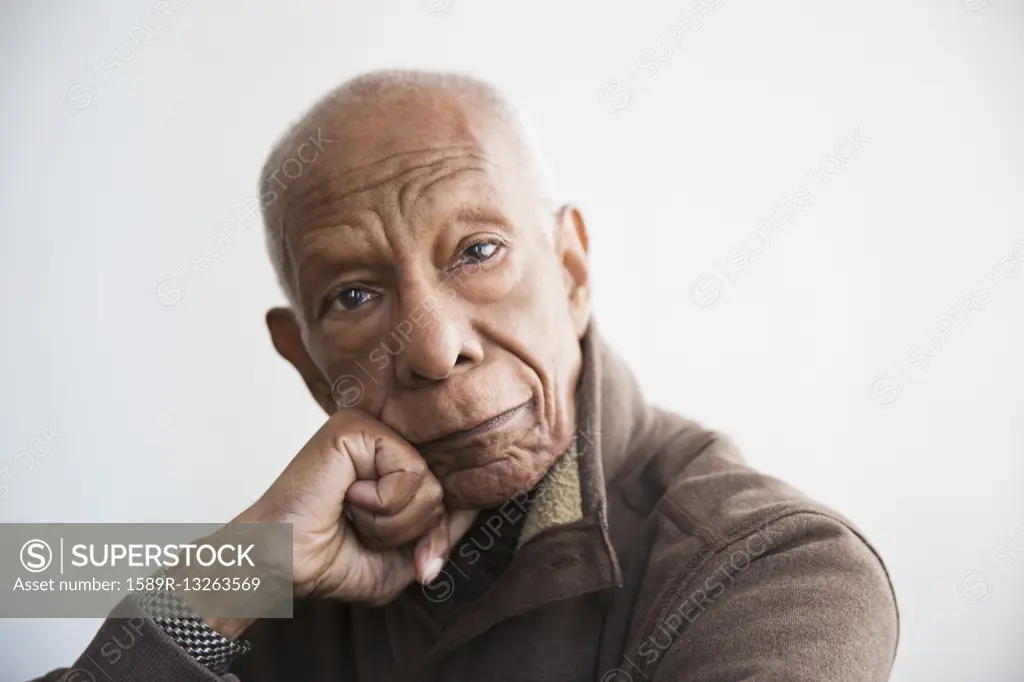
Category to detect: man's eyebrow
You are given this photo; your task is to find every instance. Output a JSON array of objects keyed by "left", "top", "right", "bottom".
[{"left": 441, "top": 206, "right": 511, "bottom": 230}]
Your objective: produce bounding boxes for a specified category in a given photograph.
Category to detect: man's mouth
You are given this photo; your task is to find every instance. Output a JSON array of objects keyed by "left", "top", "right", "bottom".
[{"left": 417, "top": 400, "right": 533, "bottom": 448}]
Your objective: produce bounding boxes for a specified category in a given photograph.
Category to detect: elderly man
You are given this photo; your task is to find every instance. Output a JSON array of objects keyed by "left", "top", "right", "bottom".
[{"left": 36, "top": 70, "right": 898, "bottom": 681}]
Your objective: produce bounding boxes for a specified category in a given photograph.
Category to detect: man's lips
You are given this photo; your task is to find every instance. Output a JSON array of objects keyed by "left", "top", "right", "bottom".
[{"left": 415, "top": 400, "right": 533, "bottom": 449}]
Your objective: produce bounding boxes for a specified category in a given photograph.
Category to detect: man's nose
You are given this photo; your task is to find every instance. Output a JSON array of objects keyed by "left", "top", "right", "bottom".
[{"left": 390, "top": 286, "right": 482, "bottom": 386}]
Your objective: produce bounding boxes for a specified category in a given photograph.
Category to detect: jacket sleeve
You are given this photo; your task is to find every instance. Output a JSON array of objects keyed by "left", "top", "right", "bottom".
[
  {"left": 27, "top": 598, "right": 238, "bottom": 682},
  {"left": 650, "top": 512, "right": 899, "bottom": 682}
]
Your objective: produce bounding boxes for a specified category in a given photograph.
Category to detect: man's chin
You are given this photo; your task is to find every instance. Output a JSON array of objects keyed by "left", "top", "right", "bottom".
[{"left": 439, "top": 453, "right": 557, "bottom": 509}]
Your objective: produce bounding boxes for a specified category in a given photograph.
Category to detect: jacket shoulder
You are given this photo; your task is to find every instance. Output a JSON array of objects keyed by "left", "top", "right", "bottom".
[
  {"left": 609, "top": 410, "right": 899, "bottom": 680},
  {"left": 615, "top": 408, "right": 875, "bottom": 550}
]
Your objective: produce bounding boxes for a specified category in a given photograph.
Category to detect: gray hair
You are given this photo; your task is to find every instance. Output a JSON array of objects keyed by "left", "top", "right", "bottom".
[{"left": 259, "top": 69, "right": 560, "bottom": 311}]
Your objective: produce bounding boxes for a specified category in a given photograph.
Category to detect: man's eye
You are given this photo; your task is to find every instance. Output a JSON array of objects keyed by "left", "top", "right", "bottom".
[
  {"left": 462, "top": 241, "right": 501, "bottom": 263},
  {"left": 331, "top": 287, "right": 375, "bottom": 311}
]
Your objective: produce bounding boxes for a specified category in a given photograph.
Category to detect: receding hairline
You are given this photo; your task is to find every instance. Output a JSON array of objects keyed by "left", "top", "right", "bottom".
[{"left": 259, "top": 69, "right": 560, "bottom": 312}]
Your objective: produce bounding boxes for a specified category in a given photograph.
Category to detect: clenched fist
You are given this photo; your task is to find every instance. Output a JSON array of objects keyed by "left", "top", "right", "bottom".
[{"left": 210, "top": 409, "right": 477, "bottom": 639}]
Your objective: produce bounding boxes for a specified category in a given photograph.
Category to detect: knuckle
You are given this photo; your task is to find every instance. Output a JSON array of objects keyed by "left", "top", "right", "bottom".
[
  {"left": 379, "top": 473, "right": 415, "bottom": 513},
  {"left": 408, "top": 455, "right": 428, "bottom": 476},
  {"left": 380, "top": 491, "right": 405, "bottom": 515},
  {"left": 425, "top": 479, "right": 444, "bottom": 506}
]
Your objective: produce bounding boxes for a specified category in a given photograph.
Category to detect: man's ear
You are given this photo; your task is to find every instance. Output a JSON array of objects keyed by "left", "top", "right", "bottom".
[
  {"left": 553, "top": 204, "right": 592, "bottom": 337},
  {"left": 266, "top": 307, "right": 336, "bottom": 416}
]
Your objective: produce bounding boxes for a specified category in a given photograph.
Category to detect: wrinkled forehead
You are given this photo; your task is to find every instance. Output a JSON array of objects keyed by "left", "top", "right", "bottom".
[{"left": 271, "top": 88, "right": 537, "bottom": 250}]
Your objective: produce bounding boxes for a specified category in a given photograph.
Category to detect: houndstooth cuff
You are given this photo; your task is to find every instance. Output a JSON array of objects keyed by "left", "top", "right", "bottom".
[{"left": 133, "top": 574, "right": 252, "bottom": 675}]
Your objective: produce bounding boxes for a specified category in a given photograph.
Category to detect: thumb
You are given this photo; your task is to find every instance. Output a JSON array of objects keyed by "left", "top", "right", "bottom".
[{"left": 414, "top": 509, "right": 479, "bottom": 584}]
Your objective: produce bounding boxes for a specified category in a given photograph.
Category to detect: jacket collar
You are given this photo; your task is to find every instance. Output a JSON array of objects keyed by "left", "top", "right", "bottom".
[{"left": 574, "top": 320, "right": 651, "bottom": 542}]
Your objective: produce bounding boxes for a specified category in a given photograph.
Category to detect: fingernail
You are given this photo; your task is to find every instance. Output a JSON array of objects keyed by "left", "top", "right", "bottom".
[{"left": 422, "top": 557, "right": 444, "bottom": 585}]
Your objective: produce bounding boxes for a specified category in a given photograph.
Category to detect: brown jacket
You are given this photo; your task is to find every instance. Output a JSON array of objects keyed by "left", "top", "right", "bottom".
[{"left": 35, "top": 327, "right": 899, "bottom": 681}]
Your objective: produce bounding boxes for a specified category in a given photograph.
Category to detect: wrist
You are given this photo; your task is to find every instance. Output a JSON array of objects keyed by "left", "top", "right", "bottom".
[
  {"left": 162, "top": 565, "right": 256, "bottom": 640},
  {"left": 235, "top": 504, "right": 309, "bottom": 599}
]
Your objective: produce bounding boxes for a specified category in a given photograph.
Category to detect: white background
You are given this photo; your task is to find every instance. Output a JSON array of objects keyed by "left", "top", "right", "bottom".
[{"left": 1, "top": 0, "right": 1023, "bottom": 680}]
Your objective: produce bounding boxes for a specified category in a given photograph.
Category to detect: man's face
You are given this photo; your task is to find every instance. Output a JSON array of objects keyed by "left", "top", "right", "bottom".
[{"left": 266, "top": 89, "right": 591, "bottom": 509}]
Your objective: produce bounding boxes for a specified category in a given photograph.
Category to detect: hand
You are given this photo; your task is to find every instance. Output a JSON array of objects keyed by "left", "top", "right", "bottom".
[{"left": 238, "top": 408, "right": 477, "bottom": 606}]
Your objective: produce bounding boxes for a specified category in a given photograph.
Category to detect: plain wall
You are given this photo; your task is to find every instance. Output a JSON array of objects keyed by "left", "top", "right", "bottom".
[{"left": 1, "top": 0, "right": 1022, "bottom": 679}]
